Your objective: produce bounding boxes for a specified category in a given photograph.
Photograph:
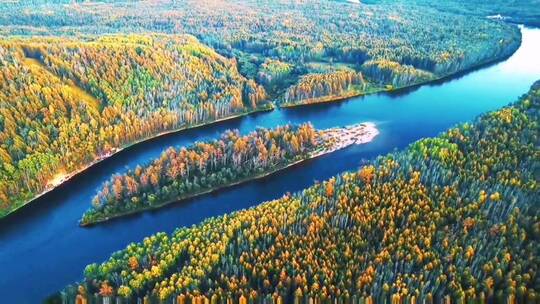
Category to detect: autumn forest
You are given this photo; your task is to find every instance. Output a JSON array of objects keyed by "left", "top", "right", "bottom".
[
  {"left": 0, "top": 0, "right": 538, "bottom": 303},
  {"left": 0, "top": 0, "right": 523, "bottom": 216}
]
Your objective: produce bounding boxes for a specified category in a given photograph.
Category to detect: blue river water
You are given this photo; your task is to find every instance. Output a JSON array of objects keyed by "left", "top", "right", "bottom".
[{"left": 0, "top": 26, "right": 539, "bottom": 303}]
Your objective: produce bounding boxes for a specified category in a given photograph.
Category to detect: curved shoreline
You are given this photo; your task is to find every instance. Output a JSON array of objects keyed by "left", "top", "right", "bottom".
[
  {"left": 1, "top": 26, "right": 521, "bottom": 220},
  {"left": 280, "top": 32, "right": 521, "bottom": 108},
  {"left": 80, "top": 123, "right": 379, "bottom": 226},
  {"left": 2, "top": 105, "right": 274, "bottom": 220}
]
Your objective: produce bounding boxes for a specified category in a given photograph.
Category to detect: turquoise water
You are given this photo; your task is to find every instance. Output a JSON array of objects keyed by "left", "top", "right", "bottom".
[{"left": 0, "top": 26, "right": 539, "bottom": 303}]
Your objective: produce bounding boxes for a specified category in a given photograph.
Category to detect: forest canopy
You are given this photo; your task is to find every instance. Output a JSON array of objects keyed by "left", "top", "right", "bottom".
[
  {"left": 0, "top": 0, "right": 525, "bottom": 216},
  {"left": 58, "top": 81, "right": 540, "bottom": 303},
  {"left": 81, "top": 123, "right": 319, "bottom": 225},
  {"left": 0, "top": 0, "right": 521, "bottom": 101}
]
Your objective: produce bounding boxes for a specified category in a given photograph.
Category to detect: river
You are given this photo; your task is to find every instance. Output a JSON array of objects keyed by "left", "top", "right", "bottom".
[{"left": 0, "top": 26, "right": 539, "bottom": 303}]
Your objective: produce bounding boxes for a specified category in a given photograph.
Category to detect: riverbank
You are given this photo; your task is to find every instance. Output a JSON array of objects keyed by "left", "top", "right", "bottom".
[
  {"left": 80, "top": 122, "right": 379, "bottom": 226},
  {"left": 280, "top": 31, "right": 521, "bottom": 109},
  {"left": 2, "top": 105, "right": 274, "bottom": 220},
  {"left": 279, "top": 87, "right": 381, "bottom": 108},
  {"left": 79, "top": 157, "right": 307, "bottom": 226}
]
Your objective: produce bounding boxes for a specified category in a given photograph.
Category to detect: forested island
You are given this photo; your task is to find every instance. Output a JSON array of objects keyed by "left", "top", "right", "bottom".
[
  {"left": 56, "top": 80, "right": 539, "bottom": 303},
  {"left": 81, "top": 123, "right": 379, "bottom": 225},
  {"left": 0, "top": 0, "right": 524, "bottom": 218}
]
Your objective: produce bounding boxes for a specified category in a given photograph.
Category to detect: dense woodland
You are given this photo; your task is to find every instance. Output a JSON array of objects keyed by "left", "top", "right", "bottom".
[
  {"left": 57, "top": 82, "right": 539, "bottom": 303},
  {"left": 361, "top": 60, "right": 434, "bottom": 89},
  {"left": 82, "top": 124, "right": 318, "bottom": 225},
  {"left": 282, "top": 71, "right": 367, "bottom": 106},
  {"left": 0, "top": 35, "right": 269, "bottom": 217},
  {"left": 0, "top": 0, "right": 521, "bottom": 102},
  {"left": 0, "top": 0, "right": 526, "bottom": 216},
  {"left": 0, "top": 1, "right": 537, "bottom": 303}
]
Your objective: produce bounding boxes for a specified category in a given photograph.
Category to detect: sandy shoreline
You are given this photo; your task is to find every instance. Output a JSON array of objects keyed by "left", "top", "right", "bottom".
[{"left": 314, "top": 122, "right": 380, "bottom": 156}]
